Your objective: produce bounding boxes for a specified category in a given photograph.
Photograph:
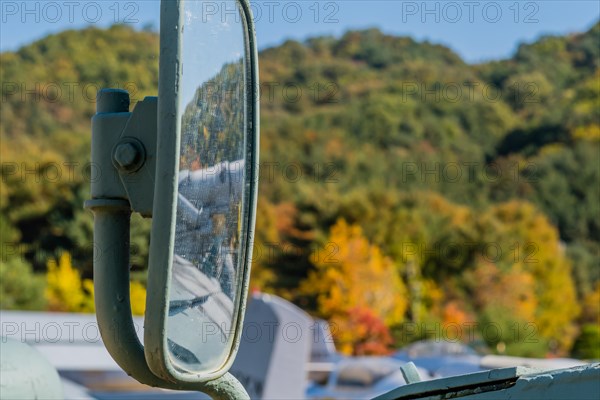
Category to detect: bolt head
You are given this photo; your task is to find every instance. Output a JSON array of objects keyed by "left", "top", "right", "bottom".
[{"left": 114, "top": 142, "right": 140, "bottom": 169}]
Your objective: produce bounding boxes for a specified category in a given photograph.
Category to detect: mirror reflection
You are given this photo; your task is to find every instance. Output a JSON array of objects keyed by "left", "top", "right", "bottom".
[{"left": 167, "top": 0, "right": 248, "bottom": 373}]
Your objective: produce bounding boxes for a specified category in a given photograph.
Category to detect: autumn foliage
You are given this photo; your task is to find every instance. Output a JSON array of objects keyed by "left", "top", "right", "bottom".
[
  {"left": 336, "top": 307, "right": 394, "bottom": 356},
  {"left": 45, "top": 252, "right": 146, "bottom": 315},
  {"left": 1, "top": 23, "right": 599, "bottom": 358},
  {"left": 302, "top": 219, "right": 407, "bottom": 354}
]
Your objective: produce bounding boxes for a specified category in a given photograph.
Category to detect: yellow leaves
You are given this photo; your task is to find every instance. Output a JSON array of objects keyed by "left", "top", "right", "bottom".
[
  {"left": 572, "top": 124, "right": 600, "bottom": 141},
  {"left": 506, "top": 268, "right": 538, "bottom": 323},
  {"left": 302, "top": 219, "right": 408, "bottom": 331},
  {"left": 421, "top": 279, "right": 444, "bottom": 318},
  {"left": 130, "top": 281, "right": 147, "bottom": 316},
  {"left": 468, "top": 262, "right": 537, "bottom": 324},
  {"left": 483, "top": 201, "right": 561, "bottom": 272},
  {"left": 581, "top": 282, "right": 600, "bottom": 325},
  {"left": 424, "top": 192, "right": 472, "bottom": 227},
  {"left": 46, "top": 252, "right": 93, "bottom": 313},
  {"left": 477, "top": 201, "right": 581, "bottom": 352},
  {"left": 45, "top": 252, "right": 146, "bottom": 316}
]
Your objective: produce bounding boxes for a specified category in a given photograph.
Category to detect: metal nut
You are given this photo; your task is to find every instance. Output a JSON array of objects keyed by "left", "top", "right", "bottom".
[
  {"left": 114, "top": 142, "right": 142, "bottom": 171},
  {"left": 112, "top": 139, "right": 145, "bottom": 173}
]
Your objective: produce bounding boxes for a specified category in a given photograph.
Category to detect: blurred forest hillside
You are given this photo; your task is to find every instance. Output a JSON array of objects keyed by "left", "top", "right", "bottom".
[{"left": 1, "top": 23, "right": 599, "bottom": 358}]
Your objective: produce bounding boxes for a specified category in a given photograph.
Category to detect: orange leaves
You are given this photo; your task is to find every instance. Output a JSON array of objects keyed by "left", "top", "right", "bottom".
[
  {"left": 302, "top": 219, "right": 408, "bottom": 354},
  {"left": 467, "top": 262, "right": 537, "bottom": 324},
  {"left": 334, "top": 307, "right": 394, "bottom": 356},
  {"left": 442, "top": 301, "right": 473, "bottom": 328}
]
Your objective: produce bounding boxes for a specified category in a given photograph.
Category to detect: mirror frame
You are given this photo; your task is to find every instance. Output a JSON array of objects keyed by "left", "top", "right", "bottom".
[{"left": 144, "top": 0, "right": 259, "bottom": 383}]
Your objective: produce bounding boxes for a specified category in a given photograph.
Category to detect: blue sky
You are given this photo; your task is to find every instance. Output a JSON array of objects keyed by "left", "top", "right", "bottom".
[{"left": 1, "top": 1, "right": 598, "bottom": 63}]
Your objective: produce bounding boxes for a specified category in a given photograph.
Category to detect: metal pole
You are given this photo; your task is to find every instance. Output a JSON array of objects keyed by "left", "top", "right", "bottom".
[{"left": 86, "top": 88, "right": 167, "bottom": 387}]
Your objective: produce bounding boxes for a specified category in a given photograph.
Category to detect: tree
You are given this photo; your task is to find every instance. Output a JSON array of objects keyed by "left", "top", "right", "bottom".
[
  {"left": 2, "top": 23, "right": 599, "bottom": 358},
  {"left": 334, "top": 307, "right": 394, "bottom": 355},
  {"left": 46, "top": 252, "right": 94, "bottom": 313},
  {"left": 0, "top": 258, "right": 46, "bottom": 310},
  {"left": 465, "top": 261, "right": 544, "bottom": 356},
  {"left": 44, "top": 252, "right": 147, "bottom": 315},
  {"left": 301, "top": 219, "right": 408, "bottom": 354},
  {"left": 476, "top": 201, "right": 580, "bottom": 353}
]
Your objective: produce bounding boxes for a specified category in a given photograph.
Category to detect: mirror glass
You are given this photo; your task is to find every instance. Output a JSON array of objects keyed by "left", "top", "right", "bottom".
[{"left": 167, "top": 0, "right": 249, "bottom": 374}]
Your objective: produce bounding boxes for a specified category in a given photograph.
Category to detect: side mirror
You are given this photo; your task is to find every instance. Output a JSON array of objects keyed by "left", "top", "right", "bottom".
[
  {"left": 85, "top": 0, "right": 258, "bottom": 395},
  {"left": 147, "top": 0, "right": 258, "bottom": 382}
]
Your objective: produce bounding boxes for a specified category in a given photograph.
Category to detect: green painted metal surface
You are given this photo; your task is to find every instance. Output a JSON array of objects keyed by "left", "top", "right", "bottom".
[
  {"left": 374, "top": 366, "right": 534, "bottom": 400},
  {"left": 399, "top": 362, "right": 423, "bottom": 384},
  {"left": 470, "top": 363, "right": 600, "bottom": 400},
  {"left": 86, "top": 88, "right": 250, "bottom": 400},
  {"left": 374, "top": 364, "right": 600, "bottom": 400}
]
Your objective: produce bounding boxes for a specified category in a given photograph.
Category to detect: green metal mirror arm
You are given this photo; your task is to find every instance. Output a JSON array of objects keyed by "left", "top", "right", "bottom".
[
  {"left": 85, "top": 90, "right": 249, "bottom": 400},
  {"left": 86, "top": 200, "right": 248, "bottom": 399}
]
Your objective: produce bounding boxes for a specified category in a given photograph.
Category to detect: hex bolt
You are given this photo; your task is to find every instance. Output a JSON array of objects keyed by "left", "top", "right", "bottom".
[{"left": 113, "top": 141, "right": 144, "bottom": 172}]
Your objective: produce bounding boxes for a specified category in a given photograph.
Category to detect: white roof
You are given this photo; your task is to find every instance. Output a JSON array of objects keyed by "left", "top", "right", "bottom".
[{"left": 1, "top": 310, "right": 144, "bottom": 371}]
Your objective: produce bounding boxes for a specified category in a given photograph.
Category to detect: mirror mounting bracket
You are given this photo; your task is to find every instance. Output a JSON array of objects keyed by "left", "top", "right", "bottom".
[
  {"left": 114, "top": 96, "right": 158, "bottom": 217},
  {"left": 88, "top": 89, "right": 157, "bottom": 217}
]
